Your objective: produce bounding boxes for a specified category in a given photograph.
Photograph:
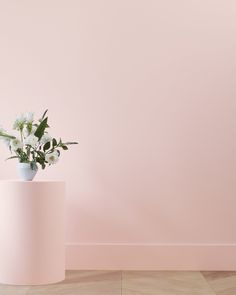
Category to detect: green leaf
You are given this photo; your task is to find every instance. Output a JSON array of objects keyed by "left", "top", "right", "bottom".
[
  {"left": 39, "top": 109, "right": 48, "bottom": 122},
  {"left": 5, "top": 156, "right": 19, "bottom": 161},
  {"left": 62, "top": 145, "right": 68, "bottom": 150},
  {"left": 52, "top": 138, "right": 57, "bottom": 147},
  {"left": 0, "top": 133, "right": 16, "bottom": 140},
  {"left": 34, "top": 117, "right": 48, "bottom": 140},
  {"left": 43, "top": 141, "right": 50, "bottom": 151},
  {"left": 63, "top": 142, "right": 78, "bottom": 145},
  {"left": 36, "top": 151, "right": 45, "bottom": 158}
]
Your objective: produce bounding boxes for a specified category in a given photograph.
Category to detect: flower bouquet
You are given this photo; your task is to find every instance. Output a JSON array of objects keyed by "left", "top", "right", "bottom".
[{"left": 0, "top": 110, "right": 78, "bottom": 180}]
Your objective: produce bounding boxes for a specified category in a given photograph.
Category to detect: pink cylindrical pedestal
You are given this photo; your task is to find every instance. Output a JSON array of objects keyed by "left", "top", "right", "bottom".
[{"left": 0, "top": 180, "right": 65, "bottom": 285}]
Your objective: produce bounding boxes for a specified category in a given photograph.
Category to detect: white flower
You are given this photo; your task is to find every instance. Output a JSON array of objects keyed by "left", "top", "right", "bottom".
[
  {"left": 13, "top": 114, "right": 26, "bottom": 130},
  {"left": 31, "top": 125, "right": 37, "bottom": 134},
  {"left": 10, "top": 138, "right": 23, "bottom": 151},
  {"left": 25, "top": 112, "right": 34, "bottom": 123},
  {"left": 24, "top": 134, "right": 38, "bottom": 148},
  {"left": 23, "top": 125, "right": 37, "bottom": 138},
  {"left": 40, "top": 133, "right": 52, "bottom": 145},
  {"left": 45, "top": 151, "right": 59, "bottom": 164}
]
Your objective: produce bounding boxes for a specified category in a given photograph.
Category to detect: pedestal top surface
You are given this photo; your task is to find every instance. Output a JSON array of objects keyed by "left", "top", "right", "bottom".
[{"left": 0, "top": 180, "right": 65, "bottom": 184}]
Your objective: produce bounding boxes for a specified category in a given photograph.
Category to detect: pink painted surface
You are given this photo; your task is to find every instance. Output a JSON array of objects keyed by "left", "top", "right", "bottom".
[
  {"left": 66, "top": 244, "right": 236, "bottom": 271},
  {"left": 0, "top": 181, "right": 65, "bottom": 285},
  {"left": 0, "top": 1, "right": 236, "bottom": 269}
]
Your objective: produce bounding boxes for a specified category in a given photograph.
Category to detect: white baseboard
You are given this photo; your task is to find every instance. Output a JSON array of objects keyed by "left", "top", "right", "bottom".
[{"left": 65, "top": 243, "right": 236, "bottom": 270}]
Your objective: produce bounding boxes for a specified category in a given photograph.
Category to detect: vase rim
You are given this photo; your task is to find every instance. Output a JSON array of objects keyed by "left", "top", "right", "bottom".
[{"left": 17, "top": 162, "right": 38, "bottom": 170}]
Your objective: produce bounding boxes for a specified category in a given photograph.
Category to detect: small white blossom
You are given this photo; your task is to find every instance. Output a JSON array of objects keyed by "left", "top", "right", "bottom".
[
  {"left": 10, "top": 138, "right": 23, "bottom": 151},
  {"left": 23, "top": 125, "right": 37, "bottom": 138},
  {"left": 13, "top": 114, "right": 27, "bottom": 130},
  {"left": 40, "top": 133, "right": 52, "bottom": 145},
  {"left": 25, "top": 112, "right": 34, "bottom": 123},
  {"left": 45, "top": 151, "right": 59, "bottom": 164},
  {"left": 24, "top": 134, "right": 38, "bottom": 148},
  {"left": 31, "top": 126, "right": 37, "bottom": 134}
]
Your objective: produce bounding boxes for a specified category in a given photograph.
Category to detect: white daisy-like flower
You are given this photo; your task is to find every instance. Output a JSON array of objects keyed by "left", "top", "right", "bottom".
[
  {"left": 40, "top": 133, "right": 52, "bottom": 145},
  {"left": 23, "top": 125, "right": 37, "bottom": 138},
  {"left": 10, "top": 138, "right": 23, "bottom": 151},
  {"left": 31, "top": 125, "right": 37, "bottom": 134},
  {"left": 25, "top": 112, "right": 34, "bottom": 123},
  {"left": 24, "top": 134, "right": 38, "bottom": 148},
  {"left": 13, "top": 114, "right": 27, "bottom": 130},
  {"left": 45, "top": 151, "right": 59, "bottom": 164}
]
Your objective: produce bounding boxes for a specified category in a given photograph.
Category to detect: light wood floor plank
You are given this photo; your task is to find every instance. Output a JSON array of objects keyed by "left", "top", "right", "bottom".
[
  {"left": 27, "top": 270, "right": 121, "bottom": 295},
  {"left": 4, "top": 271, "right": 236, "bottom": 294},
  {"left": 122, "top": 271, "right": 216, "bottom": 295},
  {"left": 0, "top": 284, "right": 30, "bottom": 295},
  {"left": 202, "top": 272, "right": 236, "bottom": 282},
  {"left": 202, "top": 272, "right": 236, "bottom": 295}
]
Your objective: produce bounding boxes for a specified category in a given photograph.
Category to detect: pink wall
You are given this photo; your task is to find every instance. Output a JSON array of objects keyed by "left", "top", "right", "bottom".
[{"left": 0, "top": 1, "right": 236, "bottom": 269}]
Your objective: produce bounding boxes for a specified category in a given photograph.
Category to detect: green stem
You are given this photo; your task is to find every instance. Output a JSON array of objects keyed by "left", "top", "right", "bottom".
[
  {"left": 20, "top": 130, "right": 23, "bottom": 143},
  {"left": 0, "top": 133, "right": 15, "bottom": 140}
]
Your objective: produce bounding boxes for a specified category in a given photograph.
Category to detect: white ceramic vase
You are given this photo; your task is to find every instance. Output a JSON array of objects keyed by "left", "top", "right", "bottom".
[{"left": 17, "top": 163, "right": 38, "bottom": 181}]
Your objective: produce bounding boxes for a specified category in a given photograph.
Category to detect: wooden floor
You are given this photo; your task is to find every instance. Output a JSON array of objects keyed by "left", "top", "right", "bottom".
[{"left": 0, "top": 271, "right": 236, "bottom": 294}]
